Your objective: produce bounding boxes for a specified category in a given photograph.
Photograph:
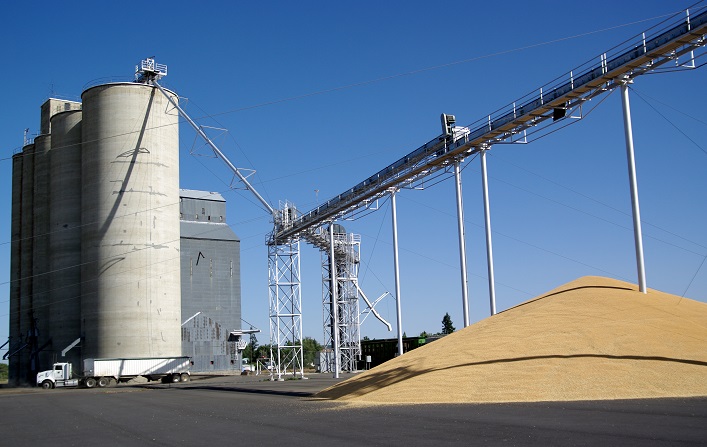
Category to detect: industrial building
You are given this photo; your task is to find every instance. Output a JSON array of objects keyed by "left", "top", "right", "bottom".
[
  {"left": 7, "top": 83, "right": 243, "bottom": 385},
  {"left": 179, "top": 189, "right": 242, "bottom": 372}
]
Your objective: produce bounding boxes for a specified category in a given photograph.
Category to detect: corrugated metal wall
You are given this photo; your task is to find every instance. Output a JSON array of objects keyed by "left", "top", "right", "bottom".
[{"left": 179, "top": 192, "right": 241, "bottom": 372}]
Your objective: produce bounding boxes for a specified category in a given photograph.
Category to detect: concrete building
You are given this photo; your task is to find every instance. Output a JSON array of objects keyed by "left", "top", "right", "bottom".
[
  {"left": 7, "top": 90, "right": 244, "bottom": 384},
  {"left": 80, "top": 83, "right": 182, "bottom": 361},
  {"left": 9, "top": 98, "right": 82, "bottom": 385},
  {"left": 48, "top": 109, "right": 83, "bottom": 377}
]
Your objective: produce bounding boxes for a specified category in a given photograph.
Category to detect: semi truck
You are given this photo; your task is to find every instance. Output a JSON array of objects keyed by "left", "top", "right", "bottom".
[{"left": 37, "top": 357, "right": 191, "bottom": 389}]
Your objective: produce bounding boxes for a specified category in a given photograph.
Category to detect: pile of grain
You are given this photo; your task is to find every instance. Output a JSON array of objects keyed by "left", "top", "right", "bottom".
[{"left": 316, "top": 276, "right": 707, "bottom": 403}]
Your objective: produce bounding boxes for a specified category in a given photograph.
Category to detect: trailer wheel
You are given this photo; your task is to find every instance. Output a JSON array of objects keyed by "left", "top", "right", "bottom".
[
  {"left": 41, "top": 380, "right": 54, "bottom": 390},
  {"left": 171, "top": 373, "right": 181, "bottom": 383},
  {"left": 180, "top": 373, "right": 190, "bottom": 382},
  {"left": 85, "top": 377, "right": 97, "bottom": 388},
  {"left": 97, "top": 377, "right": 111, "bottom": 388}
]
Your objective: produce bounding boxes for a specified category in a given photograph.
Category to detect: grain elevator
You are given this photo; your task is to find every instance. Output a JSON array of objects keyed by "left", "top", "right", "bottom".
[{"left": 7, "top": 78, "right": 242, "bottom": 385}]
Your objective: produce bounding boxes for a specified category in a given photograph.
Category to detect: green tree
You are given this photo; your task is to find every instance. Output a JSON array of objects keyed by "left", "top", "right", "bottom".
[
  {"left": 242, "top": 330, "right": 259, "bottom": 363},
  {"left": 257, "top": 344, "right": 273, "bottom": 360},
  {"left": 257, "top": 339, "right": 324, "bottom": 369},
  {"left": 302, "top": 337, "right": 323, "bottom": 367},
  {"left": 0, "top": 363, "right": 8, "bottom": 382},
  {"left": 442, "top": 312, "right": 455, "bottom": 335}
]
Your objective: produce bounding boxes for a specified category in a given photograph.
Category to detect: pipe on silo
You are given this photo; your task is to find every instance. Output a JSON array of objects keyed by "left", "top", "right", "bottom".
[
  {"left": 32, "top": 134, "right": 51, "bottom": 371},
  {"left": 48, "top": 110, "right": 83, "bottom": 371},
  {"left": 81, "top": 83, "right": 181, "bottom": 359}
]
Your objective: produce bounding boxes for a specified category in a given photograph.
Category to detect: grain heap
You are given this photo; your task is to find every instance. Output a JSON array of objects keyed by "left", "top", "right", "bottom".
[{"left": 316, "top": 276, "right": 707, "bottom": 403}]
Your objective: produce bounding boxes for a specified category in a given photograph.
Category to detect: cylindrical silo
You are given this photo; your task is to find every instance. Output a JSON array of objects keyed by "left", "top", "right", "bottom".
[
  {"left": 19, "top": 144, "right": 35, "bottom": 384},
  {"left": 81, "top": 83, "right": 181, "bottom": 359},
  {"left": 48, "top": 110, "right": 83, "bottom": 370},
  {"left": 32, "top": 134, "right": 51, "bottom": 371},
  {"left": 9, "top": 152, "right": 24, "bottom": 385}
]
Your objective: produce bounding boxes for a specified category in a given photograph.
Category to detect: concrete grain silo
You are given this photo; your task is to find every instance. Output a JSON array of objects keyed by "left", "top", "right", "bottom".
[
  {"left": 8, "top": 72, "right": 243, "bottom": 384},
  {"left": 9, "top": 152, "right": 24, "bottom": 385},
  {"left": 80, "top": 83, "right": 181, "bottom": 359},
  {"left": 40, "top": 98, "right": 80, "bottom": 134},
  {"left": 48, "top": 110, "right": 83, "bottom": 369},
  {"left": 32, "top": 134, "right": 52, "bottom": 369},
  {"left": 19, "top": 143, "right": 35, "bottom": 383}
]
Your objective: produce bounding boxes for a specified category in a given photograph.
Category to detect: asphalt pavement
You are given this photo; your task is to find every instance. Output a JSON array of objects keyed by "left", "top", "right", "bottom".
[{"left": 1, "top": 373, "right": 705, "bottom": 446}]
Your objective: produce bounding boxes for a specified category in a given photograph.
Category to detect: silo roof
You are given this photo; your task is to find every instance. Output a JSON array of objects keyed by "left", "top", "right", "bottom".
[
  {"left": 179, "top": 189, "right": 226, "bottom": 202},
  {"left": 180, "top": 221, "right": 239, "bottom": 241}
]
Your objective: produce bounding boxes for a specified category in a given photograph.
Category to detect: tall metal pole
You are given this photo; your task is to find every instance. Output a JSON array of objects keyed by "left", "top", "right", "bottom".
[
  {"left": 454, "top": 161, "right": 470, "bottom": 327},
  {"left": 480, "top": 148, "right": 497, "bottom": 315},
  {"left": 620, "top": 81, "right": 648, "bottom": 294},
  {"left": 329, "top": 223, "right": 341, "bottom": 378},
  {"left": 390, "top": 190, "right": 404, "bottom": 356}
]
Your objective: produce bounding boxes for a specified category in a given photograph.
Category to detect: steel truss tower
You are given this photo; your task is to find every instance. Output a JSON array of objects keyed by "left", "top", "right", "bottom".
[
  {"left": 321, "top": 226, "right": 361, "bottom": 373},
  {"left": 268, "top": 203, "right": 305, "bottom": 380}
]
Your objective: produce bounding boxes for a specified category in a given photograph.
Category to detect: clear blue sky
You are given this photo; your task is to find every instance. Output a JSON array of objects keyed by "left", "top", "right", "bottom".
[{"left": 1, "top": 1, "right": 705, "bottom": 356}]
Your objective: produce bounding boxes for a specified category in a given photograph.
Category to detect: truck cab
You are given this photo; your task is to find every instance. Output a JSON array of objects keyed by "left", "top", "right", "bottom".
[{"left": 37, "top": 363, "right": 80, "bottom": 389}]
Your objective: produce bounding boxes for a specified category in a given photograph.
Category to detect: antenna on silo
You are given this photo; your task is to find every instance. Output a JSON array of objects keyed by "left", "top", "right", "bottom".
[{"left": 135, "top": 57, "right": 168, "bottom": 84}]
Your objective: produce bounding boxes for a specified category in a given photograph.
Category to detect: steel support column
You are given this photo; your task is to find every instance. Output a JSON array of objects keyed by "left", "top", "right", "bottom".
[
  {"left": 390, "top": 190, "right": 403, "bottom": 356},
  {"left": 454, "top": 161, "right": 470, "bottom": 327},
  {"left": 620, "top": 82, "right": 648, "bottom": 293},
  {"left": 480, "top": 148, "right": 497, "bottom": 315}
]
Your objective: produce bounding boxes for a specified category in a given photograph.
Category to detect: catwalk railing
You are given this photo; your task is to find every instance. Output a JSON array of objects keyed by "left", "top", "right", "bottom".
[{"left": 273, "top": 6, "right": 707, "bottom": 242}]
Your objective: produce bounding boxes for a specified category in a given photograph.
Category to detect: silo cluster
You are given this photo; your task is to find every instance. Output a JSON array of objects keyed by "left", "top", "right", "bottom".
[{"left": 9, "top": 83, "right": 182, "bottom": 384}]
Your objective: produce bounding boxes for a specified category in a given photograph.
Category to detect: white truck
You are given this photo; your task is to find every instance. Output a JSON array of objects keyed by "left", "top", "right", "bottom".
[
  {"left": 241, "top": 358, "right": 257, "bottom": 372},
  {"left": 37, "top": 357, "right": 192, "bottom": 389}
]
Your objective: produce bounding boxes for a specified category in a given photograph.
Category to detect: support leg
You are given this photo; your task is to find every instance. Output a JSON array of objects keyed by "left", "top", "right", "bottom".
[
  {"left": 391, "top": 190, "right": 404, "bottom": 356},
  {"left": 454, "top": 161, "right": 470, "bottom": 327},
  {"left": 480, "top": 148, "right": 497, "bottom": 315},
  {"left": 620, "top": 82, "right": 647, "bottom": 294}
]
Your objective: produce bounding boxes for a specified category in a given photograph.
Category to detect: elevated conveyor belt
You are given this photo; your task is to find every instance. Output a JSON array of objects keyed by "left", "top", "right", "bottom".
[{"left": 273, "top": 6, "right": 707, "bottom": 243}]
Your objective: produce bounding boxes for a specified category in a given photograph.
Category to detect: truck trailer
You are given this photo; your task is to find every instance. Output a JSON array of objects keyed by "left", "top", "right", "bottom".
[{"left": 37, "top": 357, "right": 191, "bottom": 389}]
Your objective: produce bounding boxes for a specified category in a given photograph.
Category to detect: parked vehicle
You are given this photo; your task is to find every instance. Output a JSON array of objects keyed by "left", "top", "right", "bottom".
[
  {"left": 37, "top": 357, "right": 191, "bottom": 389},
  {"left": 241, "top": 358, "right": 254, "bottom": 372}
]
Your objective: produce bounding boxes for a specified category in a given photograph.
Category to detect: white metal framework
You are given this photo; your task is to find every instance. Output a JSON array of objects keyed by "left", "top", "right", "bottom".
[
  {"left": 139, "top": 4, "right": 706, "bottom": 379},
  {"left": 274, "top": 7, "right": 707, "bottom": 242},
  {"left": 337, "top": 231, "right": 361, "bottom": 371},
  {"left": 268, "top": 7, "right": 706, "bottom": 322},
  {"left": 320, "top": 226, "right": 362, "bottom": 373},
  {"left": 267, "top": 232, "right": 305, "bottom": 380},
  {"left": 135, "top": 58, "right": 167, "bottom": 82}
]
